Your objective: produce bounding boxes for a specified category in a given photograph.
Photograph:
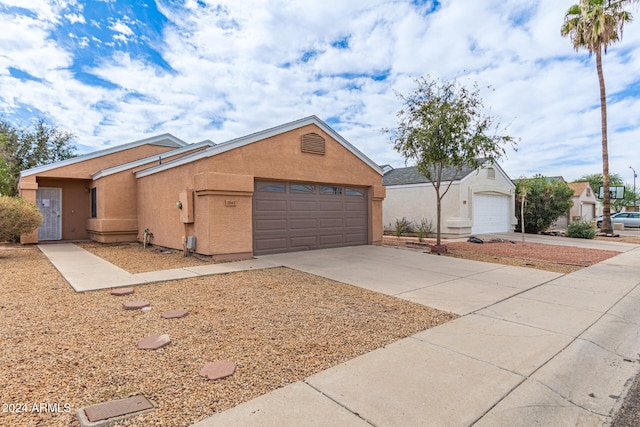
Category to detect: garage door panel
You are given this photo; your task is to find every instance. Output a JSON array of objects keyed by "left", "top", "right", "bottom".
[
  {"left": 319, "top": 217, "right": 343, "bottom": 227},
  {"left": 254, "top": 199, "right": 287, "bottom": 212},
  {"left": 253, "top": 181, "right": 368, "bottom": 255},
  {"left": 345, "top": 202, "right": 366, "bottom": 211},
  {"left": 345, "top": 217, "right": 366, "bottom": 227},
  {"left": 290, "top": 236, "right": 318, "bottom": 248},
  {"left": 254, "top": 238, "right": 288, "bottom": 252},
  {"left": 319, "top": 201, "right": 343, "bottom": 212},
  {"left": 319, "top": 234, "right": 343, "bottom": 245},
  {"left": 290, "top": 218, "right": 318, "bottom": 229},
  {"left": 254, "top": 219, "right": 287, "bottom": 231},
  {"left": 290, "top": 200, "right": 317, "bottom": 212},
  {"left": 345, "top": 233, "right": 367, "bottom": 244}
]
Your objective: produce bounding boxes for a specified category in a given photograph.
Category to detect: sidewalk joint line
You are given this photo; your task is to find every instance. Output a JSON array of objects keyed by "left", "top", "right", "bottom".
[{"left": 302, "top": 380, "right": 377, "bottom": 427}]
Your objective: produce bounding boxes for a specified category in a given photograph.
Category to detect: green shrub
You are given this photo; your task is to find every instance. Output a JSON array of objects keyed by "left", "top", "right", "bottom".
[
  {"left": 416, "top": 218, "right": 433, "bottom": 241},
  {"left": 394, "top": 217, "right": 413, "bottom": 237},
  {"left": 566, "top": 220, "right": 596, "bottom": 239},
  {"left": 0, "top": 196, "right": 42, "bottom": 242},
  {"left": 515, "top": 175, "right": 574, "bottom": 233}
]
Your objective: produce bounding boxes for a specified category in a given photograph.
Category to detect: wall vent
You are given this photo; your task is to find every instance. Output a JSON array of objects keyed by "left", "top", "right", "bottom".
[{"left": 301, "top": 133, "right": 326, "bottom": 155}]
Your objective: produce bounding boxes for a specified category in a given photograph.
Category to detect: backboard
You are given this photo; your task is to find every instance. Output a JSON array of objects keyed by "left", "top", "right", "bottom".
[{"left": 598, "top": 186, "right": 625, "bottom": 199}]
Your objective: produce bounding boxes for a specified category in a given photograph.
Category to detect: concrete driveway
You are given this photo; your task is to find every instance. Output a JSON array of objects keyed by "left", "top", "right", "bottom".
[
  {"left": 194, "top": 242, "right": 640, "bottom": 426},
  {"left": 262, "top": 245, "right": 561, "bottom": 316}
]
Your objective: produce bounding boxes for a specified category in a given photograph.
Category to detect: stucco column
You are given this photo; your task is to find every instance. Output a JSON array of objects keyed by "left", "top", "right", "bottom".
[
  {"left": 194, "top": 172, "right": 254, "bottom": 261},
  {"left": 19, "top": 179, "right": 39, "bottom": 244},
  {"left": 370, "top": 185, "right": 386, "bottom": 245}
]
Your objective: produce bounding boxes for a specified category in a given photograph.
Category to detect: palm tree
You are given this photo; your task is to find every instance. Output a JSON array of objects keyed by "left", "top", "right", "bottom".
[{"left": 561, "top": 0, "right": 635, "bottom": 234}]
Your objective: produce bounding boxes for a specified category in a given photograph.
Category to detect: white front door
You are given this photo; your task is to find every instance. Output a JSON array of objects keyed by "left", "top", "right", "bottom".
[{"left": 36, "top": 188, "right": 62, "bottom": 240}]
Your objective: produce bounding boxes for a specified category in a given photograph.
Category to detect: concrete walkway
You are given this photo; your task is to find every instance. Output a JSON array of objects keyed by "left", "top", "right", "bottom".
[
  {"left": 38, "top": 243, "right": 277, "bottom": 292},
  {"left": 192, "top": 241, "right": 640, "bottom": 427}
]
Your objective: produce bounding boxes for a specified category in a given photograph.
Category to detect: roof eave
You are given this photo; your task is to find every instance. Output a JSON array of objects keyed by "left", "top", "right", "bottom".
[
  {"left": 20, "top": 133, "right": 188, "bottom": 178},
  {"left": 136, "top": 116, "right": 383, "bottom": 178}
]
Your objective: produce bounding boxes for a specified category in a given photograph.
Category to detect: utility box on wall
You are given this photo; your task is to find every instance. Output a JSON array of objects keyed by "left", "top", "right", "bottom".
[{"left": 179, "top": 190, "right": 194, "bottom": 223}]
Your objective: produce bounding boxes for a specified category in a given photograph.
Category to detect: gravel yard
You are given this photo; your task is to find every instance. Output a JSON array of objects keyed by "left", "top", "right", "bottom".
[
  {"left": 383, "top": 235, "right": 623, "bottom": 274},
  {"left": 443, "top": 240, "right": 621, "bottom": 273},
  {"left": 0, "top": 245, "right": 456, "bottom": 427}
]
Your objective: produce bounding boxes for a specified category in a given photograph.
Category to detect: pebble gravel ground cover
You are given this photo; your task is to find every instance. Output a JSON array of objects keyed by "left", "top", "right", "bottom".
[
  {"left": 383, "top": 235, "right": 626, "bottom": 273},
  {"left": 0, "top": 245, "right": 456, "bottom": 427},
  {"left": 443, "top": 241, "right": 622, "bottom": 273}
]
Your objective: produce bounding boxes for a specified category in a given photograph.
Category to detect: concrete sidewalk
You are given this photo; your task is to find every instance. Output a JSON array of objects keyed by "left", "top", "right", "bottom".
[
  {"left": 38, "top": 243, "right": 278, "bottom": 292},
  {"left": 193, "top": 245, "right": 640, "bottom": 427}
]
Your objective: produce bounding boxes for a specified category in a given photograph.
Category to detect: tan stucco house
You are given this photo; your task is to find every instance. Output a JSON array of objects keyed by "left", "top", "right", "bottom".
[
  {"left": 552, "top": 181, "right": 598, "bottom": 228},
  {"left": 382, "top": 161, "right": 516, "bottom": 237},
  {"left": 19, "top": 116, "right": 385, "bottom": 260}
]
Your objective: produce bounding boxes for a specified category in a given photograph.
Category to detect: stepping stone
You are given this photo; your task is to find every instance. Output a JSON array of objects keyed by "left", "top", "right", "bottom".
[
  {"left": 111, "top": 287, "right": 134, "bottom": 296},
  {"left": 138, "top": 334, "right": 170, "bottom": 350},
  {"left": 161, "top": 309, "right": 188, "bottom": 319},
  {"left": 199, "top": 360, "right": 237, "bottom": 380},
  {"left": 123, "top": 300, "right": 150, "bottom": 310},
  {"left": 78, "top": 395, "right": 154, "bottom": 426}
]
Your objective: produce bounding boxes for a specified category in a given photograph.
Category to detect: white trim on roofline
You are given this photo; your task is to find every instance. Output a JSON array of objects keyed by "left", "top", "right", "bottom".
[
  {"left": 135, "top": 116, "right": 383, "bottom": 178},
  {"left": 484, "top": 161, "right": 516, "bottom": 190},
  {"left": 453, "top": 161, "right": 515, "bottom": 188},
  {"left": 92, "top": 140, "right": 215, "bottom": 180},
  {"left": 385, "top": 180, "right": 461, "bottom": 189},
  {"left": 20, "top": 133, "right": 188, "bottom": 178}
]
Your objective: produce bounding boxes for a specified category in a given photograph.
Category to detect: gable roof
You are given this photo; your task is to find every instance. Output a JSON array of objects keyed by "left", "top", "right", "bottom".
[
  {"left": 567, "top": 181, "right": 592, "bottom": 196},
  {"left": 135, "top": 116, "right": 383, "bottom": 178},
  {"left": 382, "top": 160, "right": 489, "bottom": 186},
  {"left": 92, "top": 140, "right": 215, "bottom": 180},
  {"left": 20, "top": 133, "right": 188, "bottom": 178}
]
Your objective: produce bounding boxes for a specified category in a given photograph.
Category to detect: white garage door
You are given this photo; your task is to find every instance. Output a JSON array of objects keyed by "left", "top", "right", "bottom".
[{"left": 472, "top": 194, "right": 511, "bottom": 235}]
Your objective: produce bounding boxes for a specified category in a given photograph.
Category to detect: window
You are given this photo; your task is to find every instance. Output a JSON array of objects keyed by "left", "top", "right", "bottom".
[
  {"left": 320, "top": 185, "right": 342, "bottom": 195},
  {"left": 586, "top": 188, "right": 592, "bottom": 197},
  {"left": 291, "top": 184, "right": 316, "bottom": 193},
  {"left": 257, "top": 182, "right": 285, "bottom": 192},
  {"left": 345, "top": 187, "right": 365, "bottom": 196},
  {"left": 91, "top": 187, "right": 97, "bottom": 218},
  {"left": 487, "top": 168, "right": 495, "bottom": 179}
]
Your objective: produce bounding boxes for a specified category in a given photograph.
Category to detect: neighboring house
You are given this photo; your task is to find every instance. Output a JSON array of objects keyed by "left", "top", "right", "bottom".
[
  {"left": 552, "top": 181, "right": 597, "bottom": 229},
  {"left": 382, "top": 161, "right": 516, "bottom": 237},
  {"left": 18, "top": 116, "right": 385, "bottom": 261}
]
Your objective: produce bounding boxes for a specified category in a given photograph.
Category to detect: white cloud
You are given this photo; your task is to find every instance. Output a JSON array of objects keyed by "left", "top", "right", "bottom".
[
  {"left": 65, "top": 13, "right": 85, "bottom": 24},
  {"left": 1, "top": 0, "right": 640, "bottom": 183}
]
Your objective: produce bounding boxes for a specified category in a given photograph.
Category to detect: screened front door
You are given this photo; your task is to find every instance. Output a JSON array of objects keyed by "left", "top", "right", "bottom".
[{"left": 36, "top": 187, "right": 62, "bottom": 240}]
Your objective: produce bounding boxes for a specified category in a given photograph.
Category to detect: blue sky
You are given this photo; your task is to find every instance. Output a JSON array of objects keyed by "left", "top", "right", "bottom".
[{"left": 1, "top": 0, "right": 639, "bottom": 184}]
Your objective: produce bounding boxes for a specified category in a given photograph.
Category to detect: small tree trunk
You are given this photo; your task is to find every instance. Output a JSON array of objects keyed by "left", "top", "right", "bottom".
[
  {"left": 520, "top": 192, "right": 526, "bottom": 244},
  {"left": 435, "top": 187, "right": 442, "bottom": 247}
]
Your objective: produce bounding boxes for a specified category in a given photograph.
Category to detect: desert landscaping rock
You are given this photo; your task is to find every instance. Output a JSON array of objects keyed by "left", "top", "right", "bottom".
[
  {"left": 137, "top": 334, "right": 171, "bottom": 350},
  {"left": 200, "top": 360, "right": 237, "bottom": 380},
  {"left": 123, "top": 300, "right": 150, "bottom": 310},
  {"left": 111, "top": 287, "right": 134, "bottom": 296},
  {"left": 161, "top": 308, "right": 189, "bottom": 319}
]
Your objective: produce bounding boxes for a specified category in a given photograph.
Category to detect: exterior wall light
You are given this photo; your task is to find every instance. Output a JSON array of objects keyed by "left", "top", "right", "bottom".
[{"left": 176, "top": 201, "right": 183, "bottom": 209}]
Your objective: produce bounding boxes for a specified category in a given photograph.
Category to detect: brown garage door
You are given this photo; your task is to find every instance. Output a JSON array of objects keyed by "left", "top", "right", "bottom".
[{"left": 253, "top": 180, "right": 368, "bottom": 255}]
